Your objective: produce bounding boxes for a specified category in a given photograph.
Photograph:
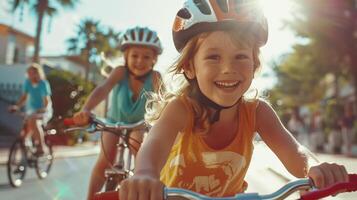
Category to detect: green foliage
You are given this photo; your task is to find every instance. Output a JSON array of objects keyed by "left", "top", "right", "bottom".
[
  {"left": 268, "top": 45, "right": 328, "bottom": 111},
  {"left": 47, "top": 68, "right": 94, "bottom": 118},
  {"left": 66, "top": 18, "right": 122, "bottom": 82},
  {"left": 46, "top": 69, "right": 95, "bottom": 144}
]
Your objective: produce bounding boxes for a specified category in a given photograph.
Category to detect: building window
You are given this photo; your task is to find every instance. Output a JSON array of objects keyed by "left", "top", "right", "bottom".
[{"left": 13, "top": 47, "right": 19, "bottom": 63}]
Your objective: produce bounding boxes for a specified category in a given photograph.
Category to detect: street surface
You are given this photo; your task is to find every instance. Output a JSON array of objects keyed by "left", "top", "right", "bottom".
[
  {"left": 0, "top": 155, "right": 96, "bottom": 200},
  {"left": 0, "top": 142, "right": 356, "bottom": 200}
]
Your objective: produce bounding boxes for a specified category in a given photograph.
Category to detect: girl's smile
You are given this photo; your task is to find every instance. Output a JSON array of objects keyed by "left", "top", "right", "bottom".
[{"left": 127, "top": 46, "right": 157, "bottom": 76}]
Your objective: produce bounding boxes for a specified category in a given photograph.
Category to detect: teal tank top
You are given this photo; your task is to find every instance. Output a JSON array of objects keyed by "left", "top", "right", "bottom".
[{"left": 107, "top": 68, "right": 154, "bottom": 124}]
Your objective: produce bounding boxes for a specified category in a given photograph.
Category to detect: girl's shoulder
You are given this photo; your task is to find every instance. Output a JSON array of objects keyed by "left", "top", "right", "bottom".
[
  {"left": 107, "top": 66, "right": 126, "bottom": 82},
  {"left": 162, "top": 97, "right": 192, "bottom": 131},
  {"left": 255, "top": 98, "right": 279, "bottom": 127},
  {"left": 166, "top": 97, "right": 190, "bottom": 115},
  {"left": 255, "top": 98, "right": 272, "bottom": 113}
]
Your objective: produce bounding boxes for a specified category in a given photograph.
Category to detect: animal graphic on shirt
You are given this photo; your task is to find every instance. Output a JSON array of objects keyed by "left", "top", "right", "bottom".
[{"left": 169, "top": 151, "right": 246, "bottom": 197}]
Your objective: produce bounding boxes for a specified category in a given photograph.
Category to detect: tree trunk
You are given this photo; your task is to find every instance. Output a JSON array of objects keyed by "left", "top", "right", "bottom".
[
  {"left": 85, "top": 54, "right": 90, "bottom": 82},
  {"left": 352, "top": 56, "right": 357, "bottom": 113},
  {"left": 33, "top": 0, "right": 48, "bottom": 63}
]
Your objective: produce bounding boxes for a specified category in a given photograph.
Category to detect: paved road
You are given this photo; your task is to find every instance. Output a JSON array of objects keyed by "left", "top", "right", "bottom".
[
  {"left": 0, "top": 155, "right": 289, "bottom": 200},
  {"left": 0, "top": 155, "right": 96, "bottom": 200},
  {"left": 251, "top": 141, "right": 357, "bottom": 199},
  {"left": 0, "top": 142, "right": 356, "bottom": 200}
]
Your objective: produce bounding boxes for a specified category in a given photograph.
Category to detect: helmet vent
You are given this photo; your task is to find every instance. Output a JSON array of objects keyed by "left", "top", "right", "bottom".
[
  {"left": 216, "top": 0, "right": 228, "bottom": 13},
  {"left": 146, "top": 31, "right": 153, "bottom": 42},
  {"left": 130, "top": 30, "right": 136, "bottom": 41},
  {"left": 177, "top": 8, "right": 192, "bottom": 19},
  {"left": 193, "top": 0, "right": 211, "bottom": 15},
  {"left": 139, "top": 28, "right": 144, "bottom": 41},
  {"left": 154, "top": 37, "right": 159, "bottom": 43}
]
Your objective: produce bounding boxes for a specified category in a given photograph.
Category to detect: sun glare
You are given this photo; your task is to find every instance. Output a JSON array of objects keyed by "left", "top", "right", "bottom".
[
  {"left": 258, "top": 0, "right": 297, "bottom": 21},
  {"left": 252, "top": 0, "right": 299, "bottom": 91}
]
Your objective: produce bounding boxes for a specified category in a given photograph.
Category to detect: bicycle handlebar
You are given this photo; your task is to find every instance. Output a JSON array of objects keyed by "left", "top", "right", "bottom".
[
  {"left": 300, "top": 174, "right": 357, "bottom": 200},
  {"left": 63, "top": 115, "right": 148, "bottom": 135},
  {"left": 93, "top": 174, "right": 357, "bottom": 200}
]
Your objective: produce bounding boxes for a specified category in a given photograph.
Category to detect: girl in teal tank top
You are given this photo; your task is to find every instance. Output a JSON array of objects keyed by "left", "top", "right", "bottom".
[{"left": 71, "top": 26, "right": 164, "bottom": 199}]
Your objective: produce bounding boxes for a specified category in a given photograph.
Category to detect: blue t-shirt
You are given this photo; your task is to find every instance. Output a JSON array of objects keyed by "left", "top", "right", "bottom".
[{"left": 23, "top": 79, "right": 53, "bottom": 115}]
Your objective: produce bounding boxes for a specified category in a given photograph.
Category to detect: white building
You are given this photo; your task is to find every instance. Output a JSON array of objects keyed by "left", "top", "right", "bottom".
[
  {"left": 0, "top": 23, "right": 34, "bottom": 64},
  {"left": 40, "top": 55, "right": 88, "bottom": 78}
]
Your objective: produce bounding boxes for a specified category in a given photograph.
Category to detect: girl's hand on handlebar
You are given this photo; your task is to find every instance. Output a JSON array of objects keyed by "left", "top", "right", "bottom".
[
  {"left": 73, "top": 110, "right": 91, "bottom": 126},
  {"left": 119, "top": 174, "right": 164, "bottom": 200},
  {"left": 308, "top": 162, "right": 349, "bottom": 189}
]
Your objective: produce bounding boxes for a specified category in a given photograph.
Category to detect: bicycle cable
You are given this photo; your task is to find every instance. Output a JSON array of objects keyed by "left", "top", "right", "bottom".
[{"left": 100, "top": 129, "right": 144, "bottom": 171}]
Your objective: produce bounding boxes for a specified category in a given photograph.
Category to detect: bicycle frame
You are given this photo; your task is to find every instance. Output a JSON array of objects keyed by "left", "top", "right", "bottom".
[
  {"left": 64, "top": 115, "right": 148, "bottom": 190},
  {"left": 93, "top": 174, "right": 357, "bottom": 200},
  {"left": 104, "top": 128, "right": 136, "bottom": 191}
]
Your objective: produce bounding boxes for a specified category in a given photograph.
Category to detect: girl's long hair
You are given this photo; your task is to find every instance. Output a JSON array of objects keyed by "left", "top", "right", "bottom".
[{"left": 146, "top": 24, "right": 262, "bottom": 135}]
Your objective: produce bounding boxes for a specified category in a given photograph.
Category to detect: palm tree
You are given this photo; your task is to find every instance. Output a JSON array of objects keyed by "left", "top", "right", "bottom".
[
  {"left": 67, "top": 19, "right": 121, "bottom": 82},
  {"left": 9, "top": 0, "right": 79, "bottom": 62}
]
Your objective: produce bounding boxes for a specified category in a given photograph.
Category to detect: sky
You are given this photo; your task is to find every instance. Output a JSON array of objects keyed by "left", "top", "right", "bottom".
[{"left": 0, "top": 0, "right": 299, "bottom": 91}]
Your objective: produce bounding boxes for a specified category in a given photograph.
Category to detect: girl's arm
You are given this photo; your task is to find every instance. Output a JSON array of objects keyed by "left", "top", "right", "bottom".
[
  {"left": 15, "top": 94, "right": 27, "bottom": 108},
  {"left": 135, "top": 98, "right": 187, "bottom": 176},
  {"left": 9, "top": 94, "right": 27, "bottom": 112},
  {"left": 82, "top": 66, "right": 125, "bottom": 111},
  {"left": 120, "top": 98, "right": 188, "bottom": 200},
  {"left": 256, "top": 100, "right": 348, "bottom": 188},
  {"left": 255, "top": 100, "right": 311, "bottom": 177}
]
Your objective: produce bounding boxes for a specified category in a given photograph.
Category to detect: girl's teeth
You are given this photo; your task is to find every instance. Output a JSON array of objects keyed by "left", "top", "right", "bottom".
[{"left": 215, "top": 81, "right": 239, "bottom": 87}]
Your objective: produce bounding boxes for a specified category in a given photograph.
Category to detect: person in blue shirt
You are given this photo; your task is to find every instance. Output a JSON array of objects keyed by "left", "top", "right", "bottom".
[
  {"left": 72, "top": 26, "right": 164, "bottom": 199},
  {"left": 9, "top": 63, "right": 53, "bottom": 156}
]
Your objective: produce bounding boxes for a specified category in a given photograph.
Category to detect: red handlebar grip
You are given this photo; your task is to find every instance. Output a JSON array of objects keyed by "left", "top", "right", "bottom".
[
  {"left": 301, "top": 174, "right": 357, "bottom": 200},
  {"left": 93, "top": 191, "right": 118, "bottom": 200},
  {"left": 63, "top": 118, "right": 75, "bottom": 126}
]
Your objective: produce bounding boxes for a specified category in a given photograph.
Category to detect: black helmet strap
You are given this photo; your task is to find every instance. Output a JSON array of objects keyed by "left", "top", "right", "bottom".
[{"left": 186, "top": 76, "right": 240, "bottom": 124}]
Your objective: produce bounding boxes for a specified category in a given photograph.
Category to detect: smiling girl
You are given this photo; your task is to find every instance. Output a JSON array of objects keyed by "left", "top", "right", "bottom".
[
  {"left": 72, "top": 26, "right": 164, "bottom": 199},
  {"left": 119, "top": 1, "right": 349, "bottom": 200}
]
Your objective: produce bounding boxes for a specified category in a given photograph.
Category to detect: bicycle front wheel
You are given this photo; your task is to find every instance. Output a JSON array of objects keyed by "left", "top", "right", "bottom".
[
  {"left": 7, "top": 139, "right": 27, "bottom": 187},
  {"left": 35, "top": 142, "right": 53, "bottom": 179}
]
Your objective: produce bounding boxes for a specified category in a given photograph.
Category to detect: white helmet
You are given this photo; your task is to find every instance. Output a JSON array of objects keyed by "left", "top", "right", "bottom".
[
  {"left": 120, "top": 26, "right": 163, "bottom": 54},
  {"left": 172, "top": 0, "right": 268, "bottom": 51}
]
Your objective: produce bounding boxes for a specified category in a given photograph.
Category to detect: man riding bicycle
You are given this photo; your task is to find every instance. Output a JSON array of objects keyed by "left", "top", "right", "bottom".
[{"left": 9, "top": 63, "right": 53, "bottom": 156}]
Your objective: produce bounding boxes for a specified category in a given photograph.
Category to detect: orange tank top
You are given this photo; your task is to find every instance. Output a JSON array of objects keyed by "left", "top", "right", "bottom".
[{"left": 160, "top": 97, "right": 259, "bottom": 197}]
